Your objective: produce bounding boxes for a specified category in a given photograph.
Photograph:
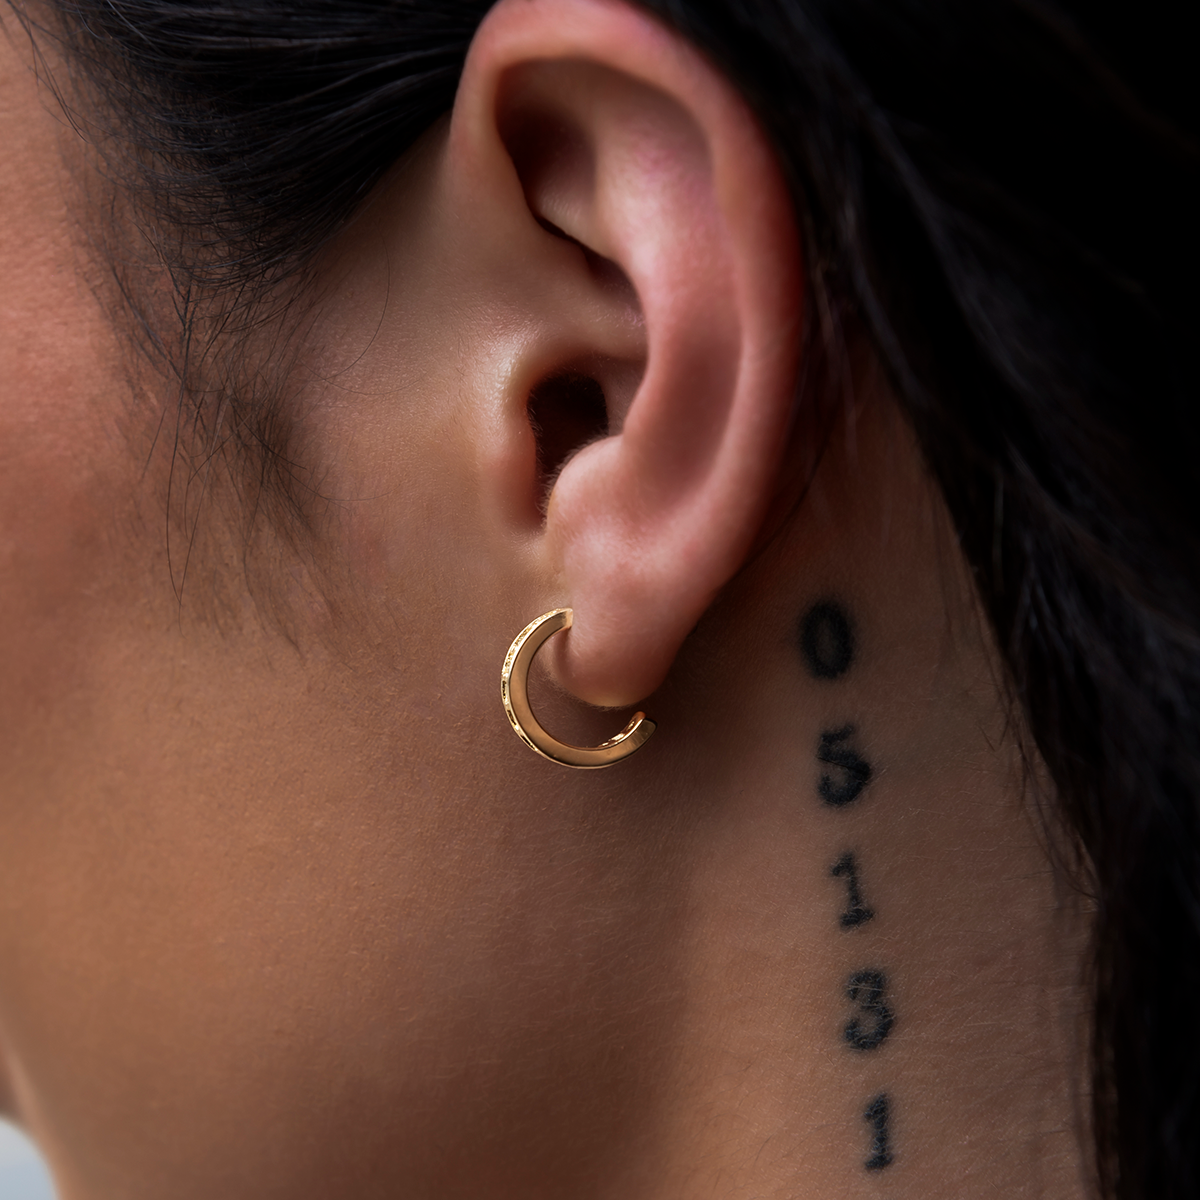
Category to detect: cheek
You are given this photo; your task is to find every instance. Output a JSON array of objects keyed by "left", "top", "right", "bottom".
[
  {"left": 0, "top": 364, "right": 151, "bottom": 800},
  {"left": 0, "top": 199, "right": 161, "bottom": 793},
  {"left": 0, "top": 369, "right": 683, "bottom": 1194},
  {"left": 0, "top": 638, "right": 687, "bottom": 1197}
]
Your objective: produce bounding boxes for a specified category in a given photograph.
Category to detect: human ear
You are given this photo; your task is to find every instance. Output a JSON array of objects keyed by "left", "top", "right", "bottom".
[{"left": 455, "top": 0, "right": 802, "bottom": 708}]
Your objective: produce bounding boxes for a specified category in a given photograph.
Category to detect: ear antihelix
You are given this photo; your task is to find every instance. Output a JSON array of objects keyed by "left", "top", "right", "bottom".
[{"left": 501, "top": 608, "right": 656, "bottom": 768}]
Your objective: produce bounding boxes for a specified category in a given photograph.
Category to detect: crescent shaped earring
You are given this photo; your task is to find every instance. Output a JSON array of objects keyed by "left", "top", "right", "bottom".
[{"left": 501, "top": 608, "right": 657, "bottom": 769}]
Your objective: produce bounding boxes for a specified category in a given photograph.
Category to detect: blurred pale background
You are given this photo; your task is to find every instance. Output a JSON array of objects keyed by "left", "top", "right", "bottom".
[{"left": 0, "top": 1121, "right": 56, "bottom": 1200}]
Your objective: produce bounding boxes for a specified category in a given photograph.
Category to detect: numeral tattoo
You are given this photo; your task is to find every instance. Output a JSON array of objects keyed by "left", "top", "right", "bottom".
[
  {"left": 818, "top": 726, "right": 872, "bottom": 807},
  {"left": 799, "top": 601, "right": 855, "bottom": 680},
  {"left": 831, "top": 851, "right": 875, "bottom": 928},
  {"left": 844, "top": 969, "right": 895, "bottom": 1051},
  {"left": 799, "top": 602, "right": 899, "bottom": 1170},
  {"left": 863, "top": 1093, "right": 895, "bottom": 1170}
]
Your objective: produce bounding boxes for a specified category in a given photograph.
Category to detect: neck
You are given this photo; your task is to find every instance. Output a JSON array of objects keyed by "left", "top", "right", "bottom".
[{"left": 619, "top": 395, "right": 1090, "bottom": 1198}]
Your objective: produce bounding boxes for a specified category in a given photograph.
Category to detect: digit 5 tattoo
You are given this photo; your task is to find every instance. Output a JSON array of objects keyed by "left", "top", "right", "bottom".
[{"left": 818, "top": 726, "right": 872, "bottom": 807}]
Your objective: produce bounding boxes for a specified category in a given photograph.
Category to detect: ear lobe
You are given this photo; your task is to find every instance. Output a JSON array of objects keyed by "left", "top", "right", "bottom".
[{"left": 460, "top": 0, "right": 802, "bottom": 708}]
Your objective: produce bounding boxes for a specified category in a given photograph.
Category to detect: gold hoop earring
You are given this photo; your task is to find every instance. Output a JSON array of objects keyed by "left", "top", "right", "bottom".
[{"left": 501, "top": 608, "right": 657, "bottom": 769}]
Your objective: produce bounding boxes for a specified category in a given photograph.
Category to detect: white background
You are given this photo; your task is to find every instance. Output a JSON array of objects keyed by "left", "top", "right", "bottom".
[{"left": 0, "top": 1122, "right": 56, "bottom": 1200}]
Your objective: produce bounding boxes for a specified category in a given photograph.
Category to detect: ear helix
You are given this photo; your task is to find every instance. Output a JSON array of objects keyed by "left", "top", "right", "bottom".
[{"left": 501, "top": 608, "right": 656, "bottom": 768}]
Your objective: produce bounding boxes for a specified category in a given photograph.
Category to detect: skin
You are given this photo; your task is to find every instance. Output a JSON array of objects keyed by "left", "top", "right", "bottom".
[{"left": 0, "top": 1, "right": 1089, "bottom": 1197}]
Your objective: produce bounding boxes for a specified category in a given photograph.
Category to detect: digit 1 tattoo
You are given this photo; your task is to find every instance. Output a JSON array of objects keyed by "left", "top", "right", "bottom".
[
  {"left": 831, "top": 852, "right": 875, "bottom": 928},
  {"left": 798, "top": 600, "right": 855, "bottom": 680},
  {"left": 818, "top": 726, "right": 872, "bottom": 807},
  {"left": 844, "top": 969, "right": 895, "bottom": 1051},
  {"left": 863, "top": 1093, "right": 894, "bottom": 1170}
]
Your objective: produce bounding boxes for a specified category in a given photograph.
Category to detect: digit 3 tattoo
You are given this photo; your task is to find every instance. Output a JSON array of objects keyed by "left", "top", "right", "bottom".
[
  {"left": 817, "top": 725, "right": 872, "bottom": 807},
  {"left": 844, "top": 968, "right": 895, "bottom": 1051}
]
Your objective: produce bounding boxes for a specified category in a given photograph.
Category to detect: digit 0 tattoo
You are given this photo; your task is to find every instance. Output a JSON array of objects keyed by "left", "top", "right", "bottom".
[
  {"left": 818, "top": 726, "right": 872, "bottom": 807},
  {"left": 831, "top": 851, "right": 875, "bottom": 928},
  {"left": 844, "top": 969, "right": 895, "bottom": 1051},
  {"left": 863, "top": 1093, "right": 894, "bottom": 1170},
  {"left": 799, "top": 601, "right": 855, "bottom": 680}
]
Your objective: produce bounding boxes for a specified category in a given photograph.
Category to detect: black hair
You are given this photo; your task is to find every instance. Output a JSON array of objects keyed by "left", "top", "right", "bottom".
[{"left": 11, "top": 1, "right": 1199, "bottom": 1195}]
